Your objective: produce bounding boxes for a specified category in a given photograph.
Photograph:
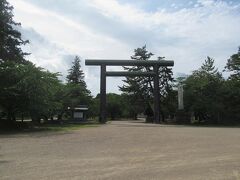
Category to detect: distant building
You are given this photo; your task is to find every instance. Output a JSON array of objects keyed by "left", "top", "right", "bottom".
[{"left": 72, "top": 105, "right": 88, "bottom": 121}]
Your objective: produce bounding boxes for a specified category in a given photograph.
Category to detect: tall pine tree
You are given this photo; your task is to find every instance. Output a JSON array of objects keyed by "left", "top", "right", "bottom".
[
  {"left": 184, "top": 57, "right": 224, "bottom": 123},
  {"left": 119, "top": 45, "right": 174, "bottom": 121},
  {"left": 225, "top": 47, "right": 240, "bottom": 80},
  {"left": 67, "top": 56, "right": 87, "bottom": 86},
  {"left": 64, "top": 56, "right": 91, "bottom": 108},
  {"left": 0, "top": 0, "right": 29, "bottom": 63},
  {"left": 223, "top": 47, "right": 240, "bottom": 123}
]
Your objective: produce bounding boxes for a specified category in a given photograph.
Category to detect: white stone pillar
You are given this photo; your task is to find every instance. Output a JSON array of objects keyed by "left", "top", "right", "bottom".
[{"left": 178, "top": 84, "right": 184, "bottom": 110}]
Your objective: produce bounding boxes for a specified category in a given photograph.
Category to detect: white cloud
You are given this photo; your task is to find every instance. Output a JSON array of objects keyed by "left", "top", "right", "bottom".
[
  {"left": 8, "top": 0, "right": 240, "bottom": 95},
  {"left": 20, "top": 27, "right": 75, "bottom": 80}
]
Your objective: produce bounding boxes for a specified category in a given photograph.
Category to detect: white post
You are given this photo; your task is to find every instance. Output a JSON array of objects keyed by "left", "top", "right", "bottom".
[{"left": 178, "top": 84, "right": 184, "bottom": 110}]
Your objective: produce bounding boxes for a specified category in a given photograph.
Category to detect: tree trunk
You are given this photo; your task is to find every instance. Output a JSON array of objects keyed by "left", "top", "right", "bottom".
[
  {"left": 30, "top": 111, "right": 40, "bottom": 124},
  {"left": 134, "top": 113, "right": 137, "bottom": 120}
]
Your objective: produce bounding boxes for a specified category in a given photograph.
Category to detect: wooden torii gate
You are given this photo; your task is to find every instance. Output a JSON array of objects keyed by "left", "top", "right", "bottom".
[{"left": 85, "top": 59, "right": 174, "bottom": 124}]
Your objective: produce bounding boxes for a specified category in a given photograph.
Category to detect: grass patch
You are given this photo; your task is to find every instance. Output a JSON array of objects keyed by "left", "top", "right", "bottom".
[
  {"left": 0, "top": 120, "right": 100, "bottom": 134},
  {"left": 39, "top": 123, "right": 99, "bottom": 132}
]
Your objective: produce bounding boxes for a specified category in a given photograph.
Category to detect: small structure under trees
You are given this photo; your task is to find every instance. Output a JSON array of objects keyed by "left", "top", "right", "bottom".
[{"left": 71, "top": 105, "right": 88, "bottom": 121}]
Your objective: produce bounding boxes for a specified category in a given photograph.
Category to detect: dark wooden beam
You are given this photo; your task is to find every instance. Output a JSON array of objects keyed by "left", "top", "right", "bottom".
[
  {"left": 153, "top": 65, "right": 160, "bottom": 124},
  {"left": 85, "top": 59, "right": 174, "bottom": 67},
  {"left": 106, "top": 71, "right": 156, "bottom": 77},
  {"left": 100, "top": 65, "right": 106, "bottom": 124}
]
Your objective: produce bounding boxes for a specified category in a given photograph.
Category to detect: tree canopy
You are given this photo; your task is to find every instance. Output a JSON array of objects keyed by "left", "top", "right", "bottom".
[
  {"left": 225, "top": 47, "right": 240, "bottom": 80},
  {"left": 67, "top": 56, "right": 85, "bottom": 84},
  {"left": 0, "top": 0, "right": 29, "bottom": 63},
  {"left": 0, "top": 61, "right": 62, "bottom": 123},
  {"left": 183, "top": 57, "right": 224, "bottom": 123},
  {"left": 119, "top": 45, "right": 174, "bottom": 121},
  {"left": 62, "top": 56, "right": 92, "bottom": 115}
]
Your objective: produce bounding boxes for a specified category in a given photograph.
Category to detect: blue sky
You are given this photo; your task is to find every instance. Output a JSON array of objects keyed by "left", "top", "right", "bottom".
[
  {"left": 120, "top": 0, "right": 240, "bottom": 12},
  {"left": 119, "top": 0, "right": 198, "bottom": 11},
  {"left": 9, "top": 0, "right": 240, "bottom": 95}
]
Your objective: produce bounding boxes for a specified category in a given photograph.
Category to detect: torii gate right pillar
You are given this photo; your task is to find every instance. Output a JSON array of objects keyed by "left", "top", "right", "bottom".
[{"left": 153, "top": 65, "right": 160, "bottom": 123}]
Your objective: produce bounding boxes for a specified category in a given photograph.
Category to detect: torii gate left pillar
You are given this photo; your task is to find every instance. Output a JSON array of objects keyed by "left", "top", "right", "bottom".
[{"left": 100, "top": 65, "right": 106, "bottom": 123}]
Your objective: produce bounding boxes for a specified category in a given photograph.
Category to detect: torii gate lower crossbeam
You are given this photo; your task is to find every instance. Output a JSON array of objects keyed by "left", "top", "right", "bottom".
[{"left": 85, "top": 59, "right": 174, "bottom": 124}]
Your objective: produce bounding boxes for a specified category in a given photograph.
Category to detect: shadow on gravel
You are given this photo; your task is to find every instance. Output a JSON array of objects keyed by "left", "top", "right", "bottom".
[
  {"left": 109, "top": 120, "right": 240, "bottom": 129},
  {"left": 0, "top": 120, "right": 100, "bottom": 136},
  {"left": 0, "top": 160, "right": 10, "bottom": 164}
]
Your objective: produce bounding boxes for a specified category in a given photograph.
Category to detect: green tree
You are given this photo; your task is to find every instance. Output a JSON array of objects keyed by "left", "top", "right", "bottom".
[
  {"left": 62, "top": 56, "right": 92, "bottom": 119},
  {"left": 0, "top": 1, "right": 65, "bottom": 126},
  {"left": 21, "top": 63, "right": 62, "bottom": 123},
  {"left": 120, "top": 46, "right": 153, "bottom": 119},
  {"left": 87, "top": 95, "right": 99, "bottom": 119},
  {"left": 66, "top": 56, "right": 87, "bottom": 88},
  {"left": 184, "top": 57, "right": 224, "bottom": 123},
  {"left": 0, "top": 0, "right": 29, "bottom": 63},
  {"left": 222, "top": 48, "right": 240, "bottom": 123},
  {"left": 119, "top": 45, "right": 174, "bottom": 121},
  {"left": 0, "top": 61, "right": 24, "bottom": 121},
  {"left": 225, "top": 47, "right": 240, "bottom": 80},
  {"left": 118, "top": 93, "right": 138, "bottom": 118},
  {"left": 62, "top": 83, "right": 91, "bottom": 108},
  {"left": 106, "top": 93, "right": 122, "bottom": 120},
  {"left": 0, "top": 61, "right": 62, "bottom": 123},
  {"left": 221, "top": 79, "right": 240, "bottom": 123}
]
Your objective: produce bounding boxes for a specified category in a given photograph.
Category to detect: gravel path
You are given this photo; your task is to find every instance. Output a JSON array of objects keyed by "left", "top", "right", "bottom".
[{"left": 1, "top": 120, "right": 240, "bottom": 180}]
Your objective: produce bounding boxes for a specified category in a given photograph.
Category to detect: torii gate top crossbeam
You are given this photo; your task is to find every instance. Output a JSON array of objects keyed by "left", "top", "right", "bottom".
[{"left": 85, "top": 59, "right": 174, "bottom": 66}]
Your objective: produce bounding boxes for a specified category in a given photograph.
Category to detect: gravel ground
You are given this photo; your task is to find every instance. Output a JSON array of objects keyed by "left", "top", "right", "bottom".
[{"left": 1, "top": 120, "right": 240, "bottom": 180}]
